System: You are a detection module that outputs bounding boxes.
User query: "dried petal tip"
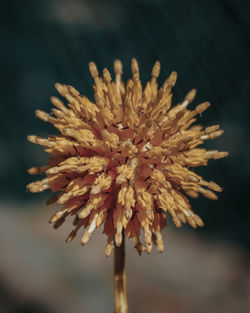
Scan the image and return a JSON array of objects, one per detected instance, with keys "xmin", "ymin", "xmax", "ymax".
[
  {"xmin": 115, "ymin": 233, "xmax": 122, "ymax": 247},
  {"xmin": 156, "ymin": 239, "xmax": 164, "ymax": 252},
  {"xmin": 89, "ymin": 62, "xmax": 99, "ymax": 78},
  {"xmin": 196, "ymin": 101, "xmax": 210, "ymax": 113},
  {"xmin": 114, "ymin": 60, "xmax": 122, "ymax": 74},
  {"xmin": 55, "ymin": 83, "xmax": 66, "ymax": 96},
  {"xmin": 78, "ymin": 207, "xmax": 90, "ymax": 219},
  {"xmin": 205, "ymin": 150, "xmax": 228, "ymax": 159},
  {"xmin": 36, "ymin": 110, "xmax": 49, "ymax": 122},
  {"xmin": 151, "ymin": 61, "xmax": 161, "ymax": 78},
  {"xmin": 131, "ymin": 58, "xmax": 139, "ymax": 73},
  {"xmin": 205, "ymin": 125, "xmax": 220, "ymax": 134},
  {"xmin": 90, "ymin": 186, "xmax": 101, "ymax": 195},
  {"xmin": 28, "ymin": 166, "xmax": 47, "ymax": 175},
  {"xmin": 131, "ymin": 58, "xmax": 139, "ymax": 81},
  {"xmin": 103, "ymin": 68, "xmax": 112, "ymax": 82},
  {"xmin": 185, "ymin": 89, "xmax": 197, "ymax": 103},
  {"xmin": 199, "ymin": 187, "xmax": 218, "ymax": 200},
  {"xmin": 27, "ymin": 59, "xmax": 228, "ymax": 256},
  {"xmin": 49, "ymin": 209, "xmax": 67, "ymax": 223},
  {"xmin": 167, "ymin": 71, "xmax": 177, "ymax": 87},
  {"xmin": 105, "ymin": 242, "xmax": 113, "ymax": 257},
  {"xmin": 194, "ymin": 215, "xmax": 204, "ymax": 227},
  {"xmin": 81, "ymin": 231, "xmax": 91, "ymax": 245},
  {"xmin": 27, "ymin": 135, "xmax": 36, "ymax": 143}
]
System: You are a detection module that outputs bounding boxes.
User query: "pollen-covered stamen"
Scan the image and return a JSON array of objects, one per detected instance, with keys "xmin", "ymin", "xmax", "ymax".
[
  {"xmin": 144, "ymin": 226, "xmax": 153, "ymax": 254},
  {"xmin": 163, "ymin": 71, "xmax": 178, "ymax": 93},
  {"xmin": 101, "ymin": 129, "xmax": 120, "ymax": 149},
  {"xmin": 51, "ymin": 96, "xmax": 69, "ymax": 114},
  {"xmin": 28, "ymin": 135, "xmax": 55, "ymax": 148},
  {"xmin": 81, "ymin": 213, "xmax": 99, "ymax": 245},
  {"xmin": 116, "ymin": 159, "xmax": 138, "ymax": 185},
  {"xmin": 89, "ymin": 62, "xmax": 105, "ymax": 102},
  {"xmin": 49, "ymin": 208, "xmax": 68, "ymax": 223},
  {"xmin": 133, "ymin": 236, "xmax": 145, "ymax": 255},
  {"xmin": 150, "ymin": 61, "xmax": 161, "ymax": 102},
  {"xmin": 28, "ymin": 166, "xmax": 50, "ymax": 175},
  {"xmin": 57, "ymin": 175, "xmax": 94, "ymax": 204},
  {"xmin": 152, "ymin": 231, "xmax": 164, "ymax": 252},
  {"xmin": 183, "ymin": 88, "xmax": 197, "ymax": 107},
  {"xmin": 27, "ymin": 177, "xmax": 50, "ymax": 193},
  {"xmin": 117, "ymin": 185, "xmax": 135, "ymax": 227},
  {"xmin": 154, "ymin": 71, "xmax": 177, "ymax": 116},
  {"xmin": 96, "ymin": 209, "xmax": 107, "ymax": 228},
  {"xmin": 123, "ymin": 98, "xmax": 140, "ymax": 129},
  {"xmin": 78, "ymin": 195, "xmax": 103, "ymax": 219},
  {"xmin": 91, "ymin": 172, "xmax": 114, "ymax": 195},
  {"xmin": 200, "ymin": 130, "xmax": 224, "ymax": 140},
  {"xmin": 117, "ymin": 139, "xmax": 138, "ymax": 158},
  {"xmin": 114, "ymin": 59, "xmax": 123, "ymax": 93},
  {"xmin": 105, "ymin": 235, "xmax": 114, "ymax": 257},
  {"xmin": 198, "ymin": 187, "xmax": 218, "ymax": 200}
]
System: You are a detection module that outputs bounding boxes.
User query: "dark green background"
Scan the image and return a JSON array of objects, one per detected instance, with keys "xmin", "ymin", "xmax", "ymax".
[{"xmin": 1, "ymin": 0, "xmax": 249, "ymax": 247}]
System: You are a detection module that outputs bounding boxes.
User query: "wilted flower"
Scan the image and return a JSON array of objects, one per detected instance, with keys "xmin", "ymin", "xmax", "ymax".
[{"xmin": 27, "ymin": 59, "xmax": 228, "ymax": 256}]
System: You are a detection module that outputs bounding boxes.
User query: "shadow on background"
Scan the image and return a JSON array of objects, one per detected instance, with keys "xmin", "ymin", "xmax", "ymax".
[{"xmin": 0, "ymin": 1, "xmax": 249, "ymax": 313}]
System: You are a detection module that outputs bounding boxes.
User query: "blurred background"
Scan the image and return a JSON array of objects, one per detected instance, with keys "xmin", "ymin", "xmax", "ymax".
[{"xmin": 0, "ymin": 0, "xmax": 250, "ymax": 312}]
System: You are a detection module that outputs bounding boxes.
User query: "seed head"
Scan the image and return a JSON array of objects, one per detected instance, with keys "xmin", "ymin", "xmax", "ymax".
[{"xmin": 27, "ymin": 59, "xmax": 228, "ymax": 256}]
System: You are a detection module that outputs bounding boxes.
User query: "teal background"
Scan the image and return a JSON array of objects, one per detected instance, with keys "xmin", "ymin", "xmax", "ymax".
[{"xmin": 0, "ymin": 1, "xmax": 249, "ymax": 312}]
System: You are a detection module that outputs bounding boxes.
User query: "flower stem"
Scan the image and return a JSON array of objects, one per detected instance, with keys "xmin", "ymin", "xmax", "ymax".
[{"xmin": 114, "ymin": 233, "xmax": 129, "ymax": 313}]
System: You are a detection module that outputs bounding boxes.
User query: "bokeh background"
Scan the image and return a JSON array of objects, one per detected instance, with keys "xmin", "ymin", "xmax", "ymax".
[{"xmin": 1, "ymin": 0, "xmax": 250, "ymax": 312}]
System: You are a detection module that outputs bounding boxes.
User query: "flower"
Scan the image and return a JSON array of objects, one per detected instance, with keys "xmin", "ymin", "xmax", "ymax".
[{"xmin": 27, "ymin": 59, "xmax": 228, "ymax": 256}]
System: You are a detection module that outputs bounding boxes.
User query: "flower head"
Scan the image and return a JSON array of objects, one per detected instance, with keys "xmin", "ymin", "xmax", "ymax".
[{"xmin": 27, "ymin": 59, "xmax": 228, "ymax": 256}]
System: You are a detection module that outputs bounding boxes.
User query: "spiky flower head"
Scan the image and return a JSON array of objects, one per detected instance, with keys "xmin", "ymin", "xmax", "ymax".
[{"xmin": 27, "ymin": 59, "xmax": 228, "ymax": 256}]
